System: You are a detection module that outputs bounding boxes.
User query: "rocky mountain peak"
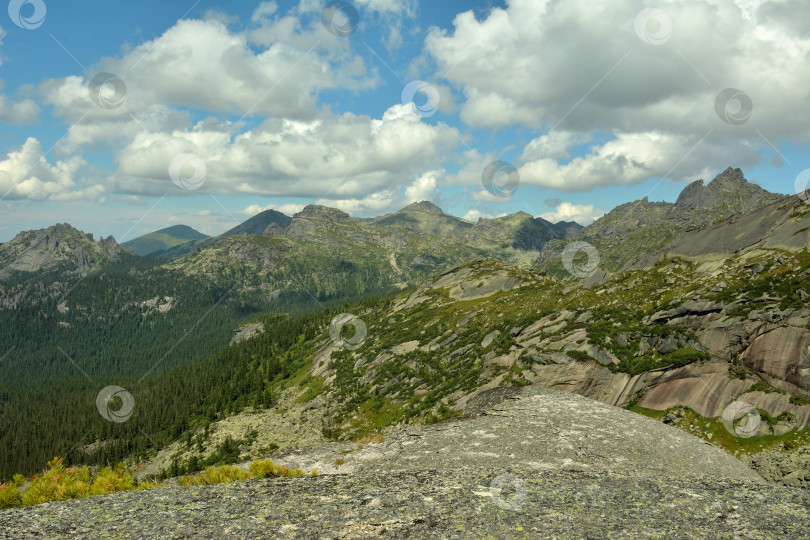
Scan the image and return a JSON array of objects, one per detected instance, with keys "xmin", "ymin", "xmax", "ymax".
[
  {"xmin": 0, "ymin": 223, "xmax": 123, "ymax": 278},
  {"xmin": 672, "ymin": 166, "xmax": 779, "ymax": 217},
  {"xmin": 400, "ymin": 201, "xmax": 444, "ymax": 215},
  {"xmin": 293, "ymin": 205, "xmax": 351, "ymax": 221},
  {"xmin": 712, "ymin": 166, "xmax": 746, "ymax": 183},
  {"xmin": 674, "ymin": 179, "xmax": 706, "ymax": 210}
]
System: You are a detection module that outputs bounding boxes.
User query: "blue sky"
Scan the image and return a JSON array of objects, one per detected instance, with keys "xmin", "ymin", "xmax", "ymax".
[{"xmin": 0, "ymin": 0, "xmax": 808, "ymax": 242}]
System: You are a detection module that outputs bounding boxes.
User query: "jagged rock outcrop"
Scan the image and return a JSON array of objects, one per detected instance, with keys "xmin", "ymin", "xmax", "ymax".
[
  {"xmin": 666, "ymin": 194, "xmax": 810, "ymax": 259},
  {"xmin": 425, "ymin": 259, "xmax": 529, "ymax": 300},
  {"xmin": 0, "ymin": 223, "xmax": 124, "ymax": 279},
  {"xmin": 667, "ymin": 167, "xmax": 781, "ymax": 226},
  {"xmin": 230, "ymin": 322, "xmax": 266, "ymax": 345},
  {"xmin": 540, "ymin": 166, "xmax": 785, "ymax": 272},
  {"xmin": 4, "ymin": 388, "xmax": 808, "ymax": 539}
]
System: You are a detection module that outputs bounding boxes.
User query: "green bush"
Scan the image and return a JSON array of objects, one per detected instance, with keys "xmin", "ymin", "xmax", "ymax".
[
  {"xmin": 0, "ymin": 482, "xmax": 21, "ymax": 509},
  {"xmin": 1, "ymin": 457, "xmax": 157, "ymax": 509},
  {"xmin": 248, "ymin": 459, "xmax": 303, "ymax": 479},
  {"xmin": 177, "ymin": 465, "xmax": 250, "ymax": 486},
  {"xmin": 566, "ymin": 350, "xmax": 595, "ymax": 362}
]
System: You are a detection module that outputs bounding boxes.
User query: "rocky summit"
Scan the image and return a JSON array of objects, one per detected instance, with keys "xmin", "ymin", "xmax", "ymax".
[
  {"xmin": 2, "ymin": 388, "xmax": 808, "ymax": 539},
  {"xmin": 0, "ymin": 223, "xmax": 124, "ymax": 278}
]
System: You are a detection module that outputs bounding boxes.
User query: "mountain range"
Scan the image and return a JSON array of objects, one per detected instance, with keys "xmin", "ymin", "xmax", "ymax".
[{"xmin": 2, "ymin": 165, "xmax": 810, "ymax": 499}]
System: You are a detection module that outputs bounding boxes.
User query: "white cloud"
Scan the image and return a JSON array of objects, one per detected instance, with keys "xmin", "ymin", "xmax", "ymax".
[
  {"xmin": 462, "ymin": 208, "xmax": 487, "ymax": 222},
  {"xmin": 516, "ymin": 131, "xmax": 756, "ymax": 191},
  {"xmin": 238, "ymin": 202, "xmax": 305, "ymax": 216},
  {"xmin": 520, "ymin": 131, "xmax": 592, "ymax": 162},
  {"xmin": 43, "ymin": 18, "xmax": 378, "ymax": 129},
  {"xmin": 251, "ymin": 2, "xmax": 278, "ymax": 22},
  {"xmin": 0, "ymin": 138, "xmax": 104, "ymax": 201},
  {"xmin": 315, "ymin": 189, "xmax": 397, "ymax": 214},
  {"xmin": 426, "ymin": 0, "xmax": 810, "ymax": 187},
  {"xmin": 355, "ymin": 0, "xmax": 416, "ymax": 16},
  {"xmin": 112, "ymin": 105, "xmax": 460, "ymax": 200},
  {"xmin": 539, "ymin": 202, "xmax": 604, "ymax": 225},
  {"xmin": 462, "ymin": 208, "xmax": 506, "ymax": 222},
  {"xmin": 404, "ymin": 170, "xmax": 440, "ymax": 203},
  {"xmin": 0, "ymin": 93, "xmax": 39, "ymax": 124},
  {"xmin": 467, "ymin": 189, "xmax": 512, "ymax": 203}
]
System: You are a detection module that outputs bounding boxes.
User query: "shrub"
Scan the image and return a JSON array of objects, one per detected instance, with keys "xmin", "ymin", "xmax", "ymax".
[
  {"xmin": 665, "ymin": 348, "xmax": 710, "ymax": 365},
  {"xmin": 177, "ymin": 465, "xmax": 250, "ymax": 486},
  {"xmin": 246, "ymin": 459, "xmax": 303, "ymax": 479},
  {"xmin": 0, "ymin": 482, "xmax": 22, "ymax": 509},
  {"xmin": 90, "ymin": 463, "xmax": 136, "ymax": 495},
  {"xmin": 566, "ymin": 350, "xmax": 595, "ymax": 362},
  {"xmin": 20, "ymin": 457, "xmax": 93, "ymax": 506},
  {"xmin": 249, "ymin": 459, "xmax": 281, "ymax": 479},
  {"xmin": 790, "ymin": 394, "xmax": 810, "ymax": 406}
]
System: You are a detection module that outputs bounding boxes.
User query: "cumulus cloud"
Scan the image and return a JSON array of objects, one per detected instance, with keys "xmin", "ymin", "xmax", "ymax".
[
  {"xmin": 251, "ymin": 1, "xmax": 278, "ymax": 22},
  {"xmin": 0, "ymin": 93, "xmax": 40, "ymax": 124},
  {"xmin": 516, "ymin": 131, "xmax": 756, "ymax": 191},
  {"xmin": 354, "ymin": 0, "xmax": 417, "ymax": 16},
  {"xmin": 0, "ymin": 138, "xmax": 103, "ymax": 201},
  {"xmin": 426, "ymin": 0, "xmax": 810, "ymax": 187},
  {"xmin": 462, "ymin": 208, "xmax": 506, "ymax": 222},
  {"xmin": 238, "ymin": 202, "xmax": 306, "ymax": 216},
  {"xmin": 404, "ymin": 170, "xmax": 441, "ymax": 203},
  {"xmin": 6, "ymin": 0, "xmax": 807, "ymax": 208},
  {"xmin": 539, "ymin": 202, "xmax": 604, "ymax": 225},
  {"xmin": 316, "ymin": 189, "xmax": 398, "ymax": 214},
  {"xmin": 112, "ymin": 104, "xmax": 460, "ymax": 200},
  {"xmin": 43, "ymin": 17, "xmax": 377, "ymax": 129}
]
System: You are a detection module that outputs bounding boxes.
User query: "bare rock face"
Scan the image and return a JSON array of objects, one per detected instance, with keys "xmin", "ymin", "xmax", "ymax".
[
  {"xmin": 666, "ymin": 194, "xmax": 810, "ymax": 259},
  {"xmin": 426, "ymin": 259, "xmax": 530, "ymax": 300},
  {"xmin": 3, "ymin": 388, "xmax": 809, "ymax": 539},
  {"xmin": 637, "ymin": 364, "xmax": 755, "ymax": 417},
  {"xmin": 0, "ymin": 223, "xmax": 124, "ymax": 278},
  {"xmin": 742, "ymin": 324, "xmax": 810, "ymax": 389},
  {"xmin": 229, "ymin": 322, "xmax": 266, "ymax": 345}
]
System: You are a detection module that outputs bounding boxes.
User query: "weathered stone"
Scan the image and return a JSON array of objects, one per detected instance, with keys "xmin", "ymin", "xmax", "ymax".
[
  {"xmin": 391, "ymin": 340, "xmax": 419, "ymax": 355},
  {"xmin": 636, "ymin": 364, "xmax": 756, "ymax": 419},
  {"xmin": 581, "ymin": 268, "xmax": 610, "ymax": 289},
  {"xmin": 4, "ymin": 388, "xmax": 808, "ymax": 540},
  {"xmin": 481, "ymin": 330, "xmax": 500, "ymax": 348},
  {"xmin": 648, "ymin": 300, "xmax": 723, "ymax": 325},
  {"xmin": 229, "ymin": 322, "xmax": 265, "ymax": 345},
  {"xmin": 657, "ymin": 335, "xmax": 679, "ymax": 354},
  {"xmin": 742, "ymin": 324, "xmax": 810, "ymax": 390}
]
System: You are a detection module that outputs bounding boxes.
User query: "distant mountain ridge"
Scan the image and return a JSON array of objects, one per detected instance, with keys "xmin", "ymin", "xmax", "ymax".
[
  {"xmin": 587, "ymin": 167, "xmax": 781, "ymax": 240},
  {"xmin": 538, "ymin": 166, "xmax": 784, "ymax": 272},
  {"xmin": 123, "ymin": 225, "xmax": 208, "ymax": 257},
  {"xmin": 3, "ymin": 166, "xmax": 784, "ymax": 289}
]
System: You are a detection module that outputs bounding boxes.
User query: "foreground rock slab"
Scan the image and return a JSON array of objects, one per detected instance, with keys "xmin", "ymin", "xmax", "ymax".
[
  {"xmin": 3, "ymin": 388, "xmax": 808, "ymax": 539},
  {"xmin": 2, "ymin": 469, "xmax": 809, "ymax": 539}
]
